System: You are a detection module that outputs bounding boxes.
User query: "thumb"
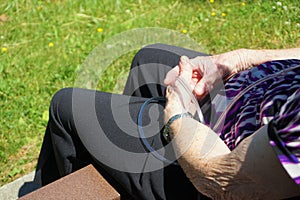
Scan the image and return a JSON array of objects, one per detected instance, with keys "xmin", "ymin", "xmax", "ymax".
[{"xmin": 164, "ymin": 66, "xmax": 179, "ymax": 85}]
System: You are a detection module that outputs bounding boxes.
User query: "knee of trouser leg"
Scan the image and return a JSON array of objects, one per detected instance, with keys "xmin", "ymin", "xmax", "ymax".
[
  {"xmin": 131, "ymin": 43, "xmax": 168, "ymax": 67},
  {"xmin": 50, "ymin": 88, "xmax": 73, "ymax": 106},
  {"xmin": 49, "ymin": 88, "xmax": 73, "ymax": 121},
  {"xmin": 134, "ymin": 43, "xmax": 168, "ymax": 57}
]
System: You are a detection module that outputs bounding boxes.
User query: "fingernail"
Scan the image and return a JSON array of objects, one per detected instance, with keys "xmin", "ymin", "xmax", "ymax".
[{"xmin": 181, "ymin": 56, "xmax": 188, "ymax": 63}]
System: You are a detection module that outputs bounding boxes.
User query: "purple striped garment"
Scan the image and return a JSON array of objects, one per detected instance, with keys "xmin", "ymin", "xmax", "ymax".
[{"xmin": 209, "ymin": 59, "xmax": 300, "ymax": 186}]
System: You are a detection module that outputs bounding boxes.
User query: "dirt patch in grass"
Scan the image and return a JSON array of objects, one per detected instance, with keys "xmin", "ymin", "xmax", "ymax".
[
  {"xmin": 0, "ymin": 14, "xmax": 9, "ymax": 25},
  {"xmin": 1, "ymin": 142, "xmax": 38, "ymax": 186}
]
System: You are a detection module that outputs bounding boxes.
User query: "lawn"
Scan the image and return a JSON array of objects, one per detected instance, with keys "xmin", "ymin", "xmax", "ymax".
[{"xmin": 0, "ymin": 0, "xmax": 299, "ymax": 186}]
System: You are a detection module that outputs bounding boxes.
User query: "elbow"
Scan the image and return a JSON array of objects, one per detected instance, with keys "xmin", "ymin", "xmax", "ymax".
[{"xmin": 184, "ymin": 154, "xmax": 269, "ymax": 200}]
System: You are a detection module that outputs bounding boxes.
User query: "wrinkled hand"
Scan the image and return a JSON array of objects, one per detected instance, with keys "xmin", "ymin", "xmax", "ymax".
[
  {"xmin": 212, "ymin": 48, "xmax": 255, "ymax": 75},
  {"xmin": 164, "ymin": 55, "xmax": 222, "ymax": 99},
  {"xmin": 164, "ymin": 56, "xmax": 199, "ymax": 122},
  {"xmin": 165, "ymin": 56, "xmax": 203, "ymax": 122},
  {"xmin": 164, "ymin": 86, "xmax": 183, "ymax": 123},
  {"xmin": 164, "ymin": 49, "xmax": 253, "ymax": 99}
]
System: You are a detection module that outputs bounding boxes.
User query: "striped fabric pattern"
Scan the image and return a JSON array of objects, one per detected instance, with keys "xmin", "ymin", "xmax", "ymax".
[{"xmin": 212, "ymin": 59, "xmax": 300, "ymax": 185}]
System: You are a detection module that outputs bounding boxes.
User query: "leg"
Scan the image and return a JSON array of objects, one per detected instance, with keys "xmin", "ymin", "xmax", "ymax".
[
  {"xmin": 35, "ymin": 88, "xmax": 202, "ymax": 200},
  {"xmin": 124, "ymin": 43, "xmax": 209, "ymax": 97}
]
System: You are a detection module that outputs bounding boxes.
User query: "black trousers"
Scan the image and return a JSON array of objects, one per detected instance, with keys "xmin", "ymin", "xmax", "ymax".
[{"xmin": 34, "ymin": 44, "xmax": 210, "ymax": 200}]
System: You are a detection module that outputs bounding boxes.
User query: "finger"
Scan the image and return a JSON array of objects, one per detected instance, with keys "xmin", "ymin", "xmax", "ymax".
[
  {"xmin": 194, "ymin": 79, "xmax": 207, "ymax": 98},
  {"xmin": 165, "ymin": 86, "xmax": 180, "ymax": 103},
  {"xmin": 165, "ymin": 85, "xmax": 173, "ymax": 99},
  {"xmin": 175, "ymin": 56, "xmax": 196, "ymax": 111},
  {"xmin": 164, "ymin": 66, "xmax": 179, "ymax": 85},
  {"xmin": 164, "ymin": 86, "xmax": 183, "ymax": 122},
  {"xmin": 179, "ymin": 56, "xmax": 193, "ymax": 82}
]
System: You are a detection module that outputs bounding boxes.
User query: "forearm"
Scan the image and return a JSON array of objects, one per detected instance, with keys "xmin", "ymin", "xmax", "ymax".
[
  {"xmin": 212, "ymin": 48, "xmax": 300, "ymax": 78},
  {"xmin": 236, "ymin": 48, "xmax": 300, "ymax": 72},
  {"xmin": 169, "ymin": 118, "xmax": 232, "ymax": 198},
  {"xmin": 169, "ymin": 118, "xmax": 230, "ymax": 160},
  {"xmin": 170, "ymin": 119, "xmax": 300, "ymax": 199},
  {"xmin": 247, "ymin": 47, "xmax": 300, "ymax": 66}
]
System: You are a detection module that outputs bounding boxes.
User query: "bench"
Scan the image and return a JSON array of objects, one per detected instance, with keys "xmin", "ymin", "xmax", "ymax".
[{"xmin": 19, "ymin": 165, "xmax": 120, "ymax": 200}]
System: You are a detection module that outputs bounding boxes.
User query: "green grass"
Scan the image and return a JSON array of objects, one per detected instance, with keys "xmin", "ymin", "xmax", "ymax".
[{"xmin": 0, "ymin": 0, "xmax": 299, "ymax": 186}]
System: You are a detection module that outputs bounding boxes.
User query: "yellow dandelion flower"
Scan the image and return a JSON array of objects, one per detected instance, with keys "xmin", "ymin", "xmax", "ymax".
[
  {"xmin": 97, "ymin": 28, "xmax": 104, "ymax": 33},
  {"xmin": 211, "ymin": 12, "xmax": 216, "ymax": 17},
  {"xmin": 1, "ymin": 47, "xmax": 7, "ymax": 52},
  {"xmin": 222, "ymin": 12, "xmax": 227, "ymax": 17},
  {"xmin": 210, "ymin": 0, "xmax": 214, "ymax": 3},
  {"xmin": 48, "ymin": 42, "xmax": 54, "ymax": 47},
  {"xmin": 241, "ymin": 2, "xmax": 246, "ymax": 6},
  {"xmin": 182, "ymin": 29, "xmax": 188, "ymax": 34}
]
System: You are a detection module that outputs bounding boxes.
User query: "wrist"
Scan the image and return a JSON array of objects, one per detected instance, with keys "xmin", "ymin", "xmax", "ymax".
[
  {"xmin": 163, "ymin": 112, "xmax": 193, "ymax": 142},
  {"xmin": 211, "ymin": 54, "xmax": 234, "ymax": 80}
]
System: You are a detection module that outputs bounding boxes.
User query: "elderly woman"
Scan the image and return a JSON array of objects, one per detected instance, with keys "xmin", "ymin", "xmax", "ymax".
[{"xmin": 35, "ymin": 44, "xmax": 300, "ymax": 199}]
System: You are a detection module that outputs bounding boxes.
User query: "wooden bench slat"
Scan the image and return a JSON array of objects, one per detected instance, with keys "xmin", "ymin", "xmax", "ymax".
[{"xmin": 19, "ymin": 165, "xmax": 120, "ymax": 200}]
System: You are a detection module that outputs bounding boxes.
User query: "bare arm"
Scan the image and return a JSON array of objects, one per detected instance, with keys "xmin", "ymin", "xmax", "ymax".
[
  {"xmin": 164, "ymin": 50, "xmax": 300, "ymax": 198},
  {"xmin": 169, "ymin": 117, "xmax": 300, "ymax": 199},
  {"xmin": 163, "ymin": 48, "xmax": 300, "ymax": 199},
  {"xmin": 250, "ymin": 47, "xmax": 300, "ymax": 64},
  {"xmin": 164, "ymin": 48, "xmax": 300, "ymax": 98},
  {"xmin": 215, "ymin": 47, "xmax": 300, "ymax": 75}
]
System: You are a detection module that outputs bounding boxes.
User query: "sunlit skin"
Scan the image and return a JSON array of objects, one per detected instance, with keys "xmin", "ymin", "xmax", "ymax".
[{"xmin": 164, "ymin": 48, "xmax": 300, "ymax": 199}]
